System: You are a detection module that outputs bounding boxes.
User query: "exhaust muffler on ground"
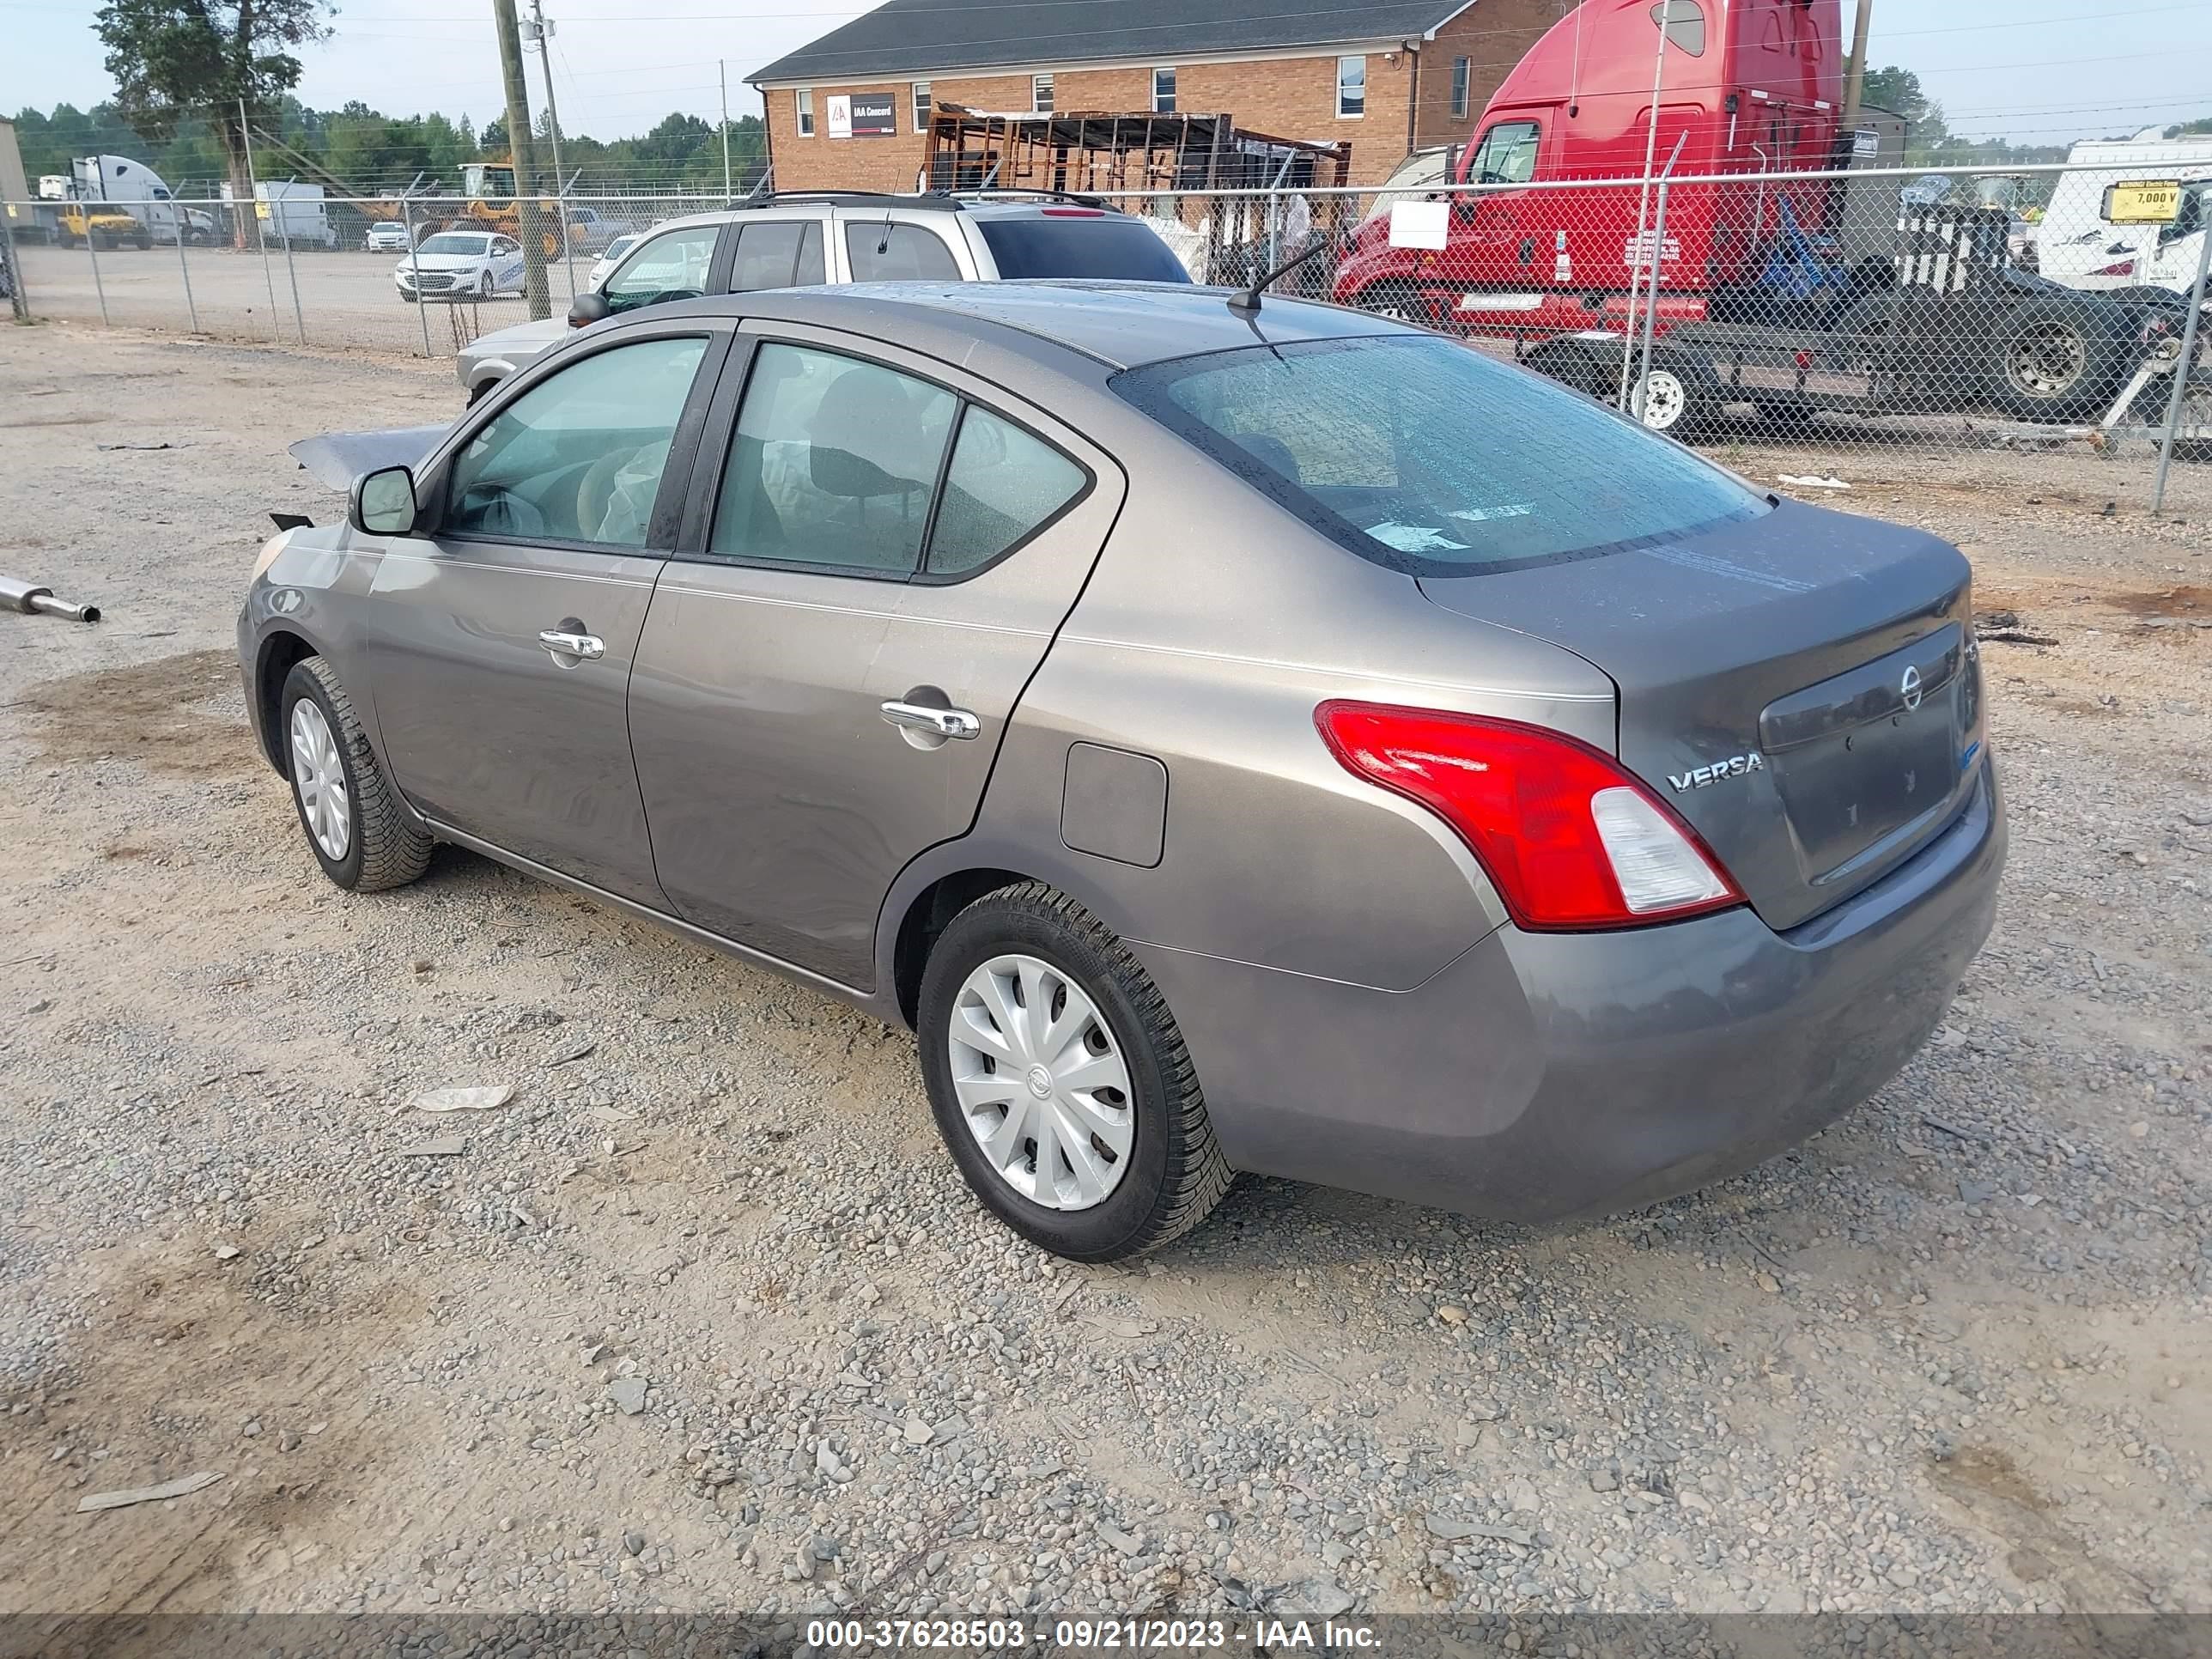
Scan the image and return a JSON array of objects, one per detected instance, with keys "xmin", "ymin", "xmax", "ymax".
[{"xmin": 0, "ymin": 574, "xmax": 101, "ymax": 623}]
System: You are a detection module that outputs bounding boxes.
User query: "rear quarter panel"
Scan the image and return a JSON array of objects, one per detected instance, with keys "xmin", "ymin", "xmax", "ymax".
[{"xmin": 907, "ymin": 432, "xmax": 1619, "ymax": 994}]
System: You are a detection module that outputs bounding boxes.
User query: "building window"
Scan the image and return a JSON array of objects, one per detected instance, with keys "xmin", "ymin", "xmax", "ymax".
[
  {"xmin": 1450, "ymin": 56, "xmax": 1470, "ymax": 118},
  {"xmin": 1152, "ymin": 66, "xmax": 1176, "ymax": 113},
  {"xmin": 797, "ymin": 88, "xmax": 814, "ymax": 137},
  {"xmin": 1032, "ymin": 73, "xmax": 1054, "ymax": 113},
  {"xmin": 1336, "ymin": 55, "xmax": 1365, "ymax": 119},
  {"xmin": 912, "ymin": 81, "xmax": 931, "ymax": 129}
]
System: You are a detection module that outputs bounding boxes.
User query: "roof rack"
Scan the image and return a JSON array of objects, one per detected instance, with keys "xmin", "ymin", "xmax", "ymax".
[
  {"xmin": 950, "ymin": 186, "xmax": 1116, "ymax": 211},
  {"xmin": 725, "ymin": 189, "xmax": 966, "ymax": 214}
]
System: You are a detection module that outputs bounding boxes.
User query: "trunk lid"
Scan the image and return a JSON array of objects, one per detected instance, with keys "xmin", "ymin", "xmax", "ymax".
[{"xmin": 1418, "ymin": 499, "xmax": 1983, "ymax": 931}]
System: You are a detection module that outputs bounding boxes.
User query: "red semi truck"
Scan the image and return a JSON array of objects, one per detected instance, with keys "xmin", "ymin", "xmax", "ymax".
[
  {"xmin": 1331, "ymin": 0, "xmax": 2197, "ymax": 436},
  {"xmin": 1334, "ymin": 0, "xmax": 1845, "ymax": 334}
]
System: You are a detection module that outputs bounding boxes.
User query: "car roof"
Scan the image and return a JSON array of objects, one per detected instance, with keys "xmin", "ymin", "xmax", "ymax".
[{"xmin": 636, "ymin": 280, "xmax": 1414, "ymax": 373}]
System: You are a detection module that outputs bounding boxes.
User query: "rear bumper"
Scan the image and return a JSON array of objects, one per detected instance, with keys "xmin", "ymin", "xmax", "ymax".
[{"xmin": 1138, "ymin": 757, "xmax": 2006, "ymax": 1224}]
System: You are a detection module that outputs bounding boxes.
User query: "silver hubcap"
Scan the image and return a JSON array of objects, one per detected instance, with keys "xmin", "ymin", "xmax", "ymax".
[
  {"xmin": 947, "ymin": 954, "xmax": 1134, "ymax": 1211},
  {"xmin": 2008, "ymin": 324, "xmax": 2086, "ymax": 398},
  {"xmin": 289, "ymin": 698, "xmax": 351, "ymax": 862},
  {"xmin": 1636, "ymin": 369, "xmax": 1686, "ymax": 430}
]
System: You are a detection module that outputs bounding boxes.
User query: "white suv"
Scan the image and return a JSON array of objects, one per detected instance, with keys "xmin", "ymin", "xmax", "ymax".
[{"xmin": 454, "ymin": 192, "xmax": 1190, "ymax": 401}]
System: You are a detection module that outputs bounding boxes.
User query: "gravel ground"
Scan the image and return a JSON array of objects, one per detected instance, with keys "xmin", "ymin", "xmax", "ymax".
[{"xmin": 2, "ymin": 324, "xmax": 2209, "ymax": 1623}]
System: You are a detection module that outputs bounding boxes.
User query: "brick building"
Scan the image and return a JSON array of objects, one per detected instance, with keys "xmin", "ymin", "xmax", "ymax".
[{"xmin": 750, "ymin": 0, "xmax": 1577, "ymax": 194}]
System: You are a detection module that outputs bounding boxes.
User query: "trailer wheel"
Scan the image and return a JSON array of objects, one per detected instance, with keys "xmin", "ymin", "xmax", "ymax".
[
  {"xmin": 1522, "ymin": 338, "xmax": 1609, "ymax": 398},
  {"xmin": 1630, "ymin": 354, "xmax": 1714, "ymax": 436},
  {"xmin": 1990, "ymin": 301, "xmax": 2131, "ymax": 422},
  {"xmin": 1355, "ymin": 279, "xmax": 1430, "ymax": 328}
]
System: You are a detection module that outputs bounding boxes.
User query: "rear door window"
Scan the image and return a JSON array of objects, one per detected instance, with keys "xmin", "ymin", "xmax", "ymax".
[
  {"xmin": 1110, "ymin": 335, "xmax": 1764, "ymax": 574},
  {"xmin": 710, "ymin": 343, "xmax": 957, "ymax": 574},
  {"xmin": 845, "ymin": 221, "xmax": 962, "ymax": 282},
  {"xmin": 727, "ymin": 219, "xmax": 824, "ymax": 292},
  {"xmin": 975, "ymin": 216, "xmax": 1192, "ymax": 283}
]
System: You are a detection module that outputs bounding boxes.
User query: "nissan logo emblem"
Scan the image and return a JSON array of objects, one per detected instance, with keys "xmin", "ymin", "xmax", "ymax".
[{"xmin": 1899, "ymin": 665, "xmax": 1923, "ymax": 712}]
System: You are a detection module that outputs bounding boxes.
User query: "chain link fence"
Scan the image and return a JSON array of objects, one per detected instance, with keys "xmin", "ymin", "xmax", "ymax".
[{"xmin": 5, "ymin": 164, "xmax": 2207, "ymax": 506}]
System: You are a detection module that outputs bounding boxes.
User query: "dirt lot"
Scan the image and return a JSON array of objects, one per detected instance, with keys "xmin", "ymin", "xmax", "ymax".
[{"xmin": 2, "ymin": 324, "xmax": 2209, "ymax": 1626}]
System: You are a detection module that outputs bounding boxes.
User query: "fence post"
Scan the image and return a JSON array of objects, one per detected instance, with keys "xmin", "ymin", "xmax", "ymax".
[
  {"xmin": 278, "ymin": 209, "xmax": 306, "ymax": 343},
  {"xmin": 1636, "ymin": 173, "xmax": 1672, "ymax": 424},
  {"xmin": 2, "ymin": 205, "xmax": 28, "ymax": 324},
  {"xmin": 2151, "ymin": 217, "xmax": 2212, "ymax": 514},
  {"xmin": 173, "ymin": 206, "xmax": 200, "ymax": 333},
  {"xmin": 83, "ymin": 215, "xmax": 110, "ymax": 325},
  {"xmin": 407, "ymin": 198, "xmax": 433, "ymax": 358}
]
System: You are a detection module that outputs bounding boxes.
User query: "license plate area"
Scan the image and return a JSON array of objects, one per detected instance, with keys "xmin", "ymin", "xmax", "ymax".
[{"xmin": 1760, "ymin": 623, "xmax": 1966, "ymax": 879}]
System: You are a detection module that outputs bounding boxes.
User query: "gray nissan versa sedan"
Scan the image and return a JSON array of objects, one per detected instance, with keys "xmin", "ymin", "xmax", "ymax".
[{"xmin": 242, "ymin": 281, "xmax": 2006, "ymax": 1261}]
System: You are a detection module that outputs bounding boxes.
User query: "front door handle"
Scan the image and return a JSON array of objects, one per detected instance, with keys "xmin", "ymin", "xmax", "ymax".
[
  {"xmin": 538, "ymin": 629, "xmax": 605, "ymax": 660},
  {"xmin": 880, "ymin": 700, "xmax": 981, "ymax": 740}
]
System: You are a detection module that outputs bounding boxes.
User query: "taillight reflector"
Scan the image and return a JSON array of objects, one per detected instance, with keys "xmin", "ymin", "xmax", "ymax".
[{"xmin": 1315, "ymin": 701, "xmax": 1742, "ymax": 931}]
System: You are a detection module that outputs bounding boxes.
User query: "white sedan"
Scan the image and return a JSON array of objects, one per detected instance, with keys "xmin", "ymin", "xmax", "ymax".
[
  {"xmin": 395, "ymin": 231, "xmax": 526, "ymax": 303},
  {"xmin": 365, "ymin": 221, "xmax": 413, "ymax": 253},
  {"xmin": 586, "ymin": 232, "xmax": 641, "ymax": 290}
]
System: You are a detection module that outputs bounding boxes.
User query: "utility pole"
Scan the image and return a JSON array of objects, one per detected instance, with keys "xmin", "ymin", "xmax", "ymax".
[
  {"xmin": 525, "ymin": 0, "xmax": 574, "ymax": 292},
  {"xmin": 720, "ymin": 59, "xmax": 732, "ymax": 200},
  {"xmin": 493, "ymin": 0, "xmax": 552, "ymax": 319},
  {"xmin": 1842, "ymin": 0, "xmax": 1874, "ymax": 126}
]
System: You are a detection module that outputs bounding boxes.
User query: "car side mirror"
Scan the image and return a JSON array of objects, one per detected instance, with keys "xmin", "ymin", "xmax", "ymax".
[
  {"xmin": 350, "ymin": 465, "xmax": 418, "ymax": 536},
  {"xmin": 568, "ymin": 292, "xmax": 611, "ymax": 329}
]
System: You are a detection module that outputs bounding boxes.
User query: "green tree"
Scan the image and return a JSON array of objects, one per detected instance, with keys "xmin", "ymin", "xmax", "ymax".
[{"xmin": 94, "ymin": 0, "xmax": 334, "ymax": 237}]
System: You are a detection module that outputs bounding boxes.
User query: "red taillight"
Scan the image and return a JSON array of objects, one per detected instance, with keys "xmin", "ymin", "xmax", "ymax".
[
  {"xmin": 1315, "ymin": 701, "xmax": 1743, "ymax": 931},
  {"xmin": 2094, "ymin": 258, "xmax": 2137, "ymax": 276}
]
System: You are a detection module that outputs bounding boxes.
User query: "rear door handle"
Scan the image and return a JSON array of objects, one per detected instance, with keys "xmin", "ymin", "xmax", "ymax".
[
  {"xmin": 538, "ymin": 629, "xmax": 605, "ymax": 660},
  {"xmin": 880, "ymin": 701, "xmax": 980, "ymax": 740}
]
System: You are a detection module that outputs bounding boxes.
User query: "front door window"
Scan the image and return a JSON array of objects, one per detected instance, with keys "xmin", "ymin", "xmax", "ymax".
[{"xmin": 446, "ymin": 336, "xmax": 708, "ymax": 547}]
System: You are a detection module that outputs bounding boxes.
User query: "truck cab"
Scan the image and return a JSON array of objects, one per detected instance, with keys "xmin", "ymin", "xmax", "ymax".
[{"xmin": 1335, "ymin": 0, "xmax": 1842, "ymax": 334}]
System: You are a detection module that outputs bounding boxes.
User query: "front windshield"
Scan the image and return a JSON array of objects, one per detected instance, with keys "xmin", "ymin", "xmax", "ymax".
[
  {"xmin": 418, "ymin": 234, "xmax": 489, "ymax": 255},
  {"xmin": 1110, "ymin": 335, "xmax": 1766, "ymax": 575}
]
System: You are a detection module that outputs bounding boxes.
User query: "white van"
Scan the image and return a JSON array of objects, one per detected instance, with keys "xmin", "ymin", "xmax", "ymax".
[{"xmin": 2038, "ymin": 132, "xmax": 2212, "ymax": 298}]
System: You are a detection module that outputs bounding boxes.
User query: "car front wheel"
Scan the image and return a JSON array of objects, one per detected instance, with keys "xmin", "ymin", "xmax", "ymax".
[
  {"xmin": 281, "ymin": 656, "xmax": 432, "ymax": 892},
  {"xmin": 917, "ymin": 882, "xmax": 1233, "ymax": 1261}
]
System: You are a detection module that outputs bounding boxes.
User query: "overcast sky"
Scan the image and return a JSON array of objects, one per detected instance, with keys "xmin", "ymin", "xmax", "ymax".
[{"xmin": 3, "ymin": 0, "xmax": 2204, "ymax": 145}]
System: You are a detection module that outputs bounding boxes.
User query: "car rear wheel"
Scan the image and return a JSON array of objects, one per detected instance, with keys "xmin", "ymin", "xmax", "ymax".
[
  {"xmin": 281, "ymin": 657, "xmax": 431, "ymax": 893},
  {"xmin": 917, "ymin": 882, "xmax": 1233, "ymax": 1261}
]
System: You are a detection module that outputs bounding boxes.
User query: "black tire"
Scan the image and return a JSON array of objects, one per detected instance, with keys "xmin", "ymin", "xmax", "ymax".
[
  {"xmin": 132, "ymin": 234, "xmax": 150, "ymax": 250},
  {"xmin": 1355, "ymin": 277, "xmax": 1431, "ymax": 330},
  {"xmin": 1990, "ymin": 299, "xmax": 2133, "ymax": 422},
  {"xmin": 917, "ymin": 882, "xmax": 1234, "ymax": 1261},
  {"xmin": 1522, "ymin": 338, "xmax": 1611, "ymax": 399},
  {"xmin": 279, "ymin": 657, "xmax": 432, "ymax": 893}
]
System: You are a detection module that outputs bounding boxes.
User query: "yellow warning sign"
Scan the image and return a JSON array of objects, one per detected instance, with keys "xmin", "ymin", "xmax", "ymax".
[{"xmin": 2103, "ymin": 179, "xmax": 2180, "ymax": 224}]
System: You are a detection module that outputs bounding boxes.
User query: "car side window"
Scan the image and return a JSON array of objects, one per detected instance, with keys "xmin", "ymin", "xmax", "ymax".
[
  {"xmin": 924, "ymin": 408, "xmax": 1088, "ymax": 577},
  {"xmin": 845, "ymin": 221, "xmax": 961, "ymax": 283},
  {"xmin": 728, "ymin": 220, "xmax": 821, "ymax": 293},
  {"xmin": 446, "ymin": 336, "xmax": 709, "ymax": 548},
  {"xmin": 604, "ymin": 226, "xmax": 717, "ymax": 313},
  {"xmin": 709, "ymin": 342, "xmax": 957, "ymax": 574}
]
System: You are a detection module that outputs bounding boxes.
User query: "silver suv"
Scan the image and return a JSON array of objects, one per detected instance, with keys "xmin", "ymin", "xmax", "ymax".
[{"xmin": 454, "ymin": 192, "xmax": 1191, "ymax": 401}]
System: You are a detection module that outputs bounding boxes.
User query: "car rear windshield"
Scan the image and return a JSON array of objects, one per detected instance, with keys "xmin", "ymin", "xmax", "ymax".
[
  {"xmin": 976, "ymin": 216, "xmax": 1191, "ymax": 283},
  {"xmin": 1109, "ymin": 334, "xmax": 1765, "ymax": 574}
]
